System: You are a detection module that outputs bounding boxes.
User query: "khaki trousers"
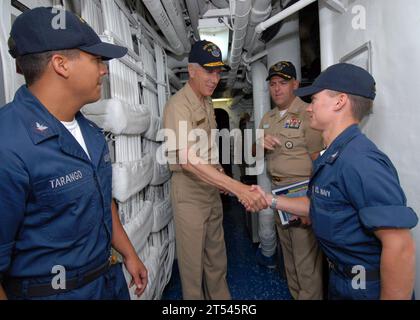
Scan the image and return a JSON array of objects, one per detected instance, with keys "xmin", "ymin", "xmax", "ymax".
[
  {"xmin": 171, "ymin": 172, "xmax": 231, "ymax": 300},
  {"xmin": 274, "ymin": 212, "xmax": 324, "ymax": 300}
]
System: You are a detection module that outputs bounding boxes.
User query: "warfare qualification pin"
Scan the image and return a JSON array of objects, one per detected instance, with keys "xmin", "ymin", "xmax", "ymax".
[{"xmin": 285, "ymin": 141, "xmax": 294, "ymax": 150}]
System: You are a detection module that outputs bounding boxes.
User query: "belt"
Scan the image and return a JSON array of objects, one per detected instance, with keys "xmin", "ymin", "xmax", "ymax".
[
  {"xmin": 5, "ymin": 260, "xmax": 112, "ymax": 298},
  {"xmin": 272, "ymin": 177, "xmax": 304, "ymax": 186},
  {"xmin": 272, "ymin": 176, "xmax": 283, "ymax": 184},
  {"xmin": 327, "ymin": 258, "xmax": 380, "ymax": 281}
]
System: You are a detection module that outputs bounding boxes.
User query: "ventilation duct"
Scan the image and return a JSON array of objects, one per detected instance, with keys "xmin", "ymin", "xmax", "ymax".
[
  {"xmin": 185, "ymin": 0, "xmax": 200, "ymax": 39},
  {"xmin": 243, "ymin": 0, "xmax": 272, "ymax": 52},
  {"xmin": 251, "ymin": 61, "xmax": 277, "ymax": 259},
  {"xmin": 142, "ymin": 0, "xmax": 185, "ymax": 55},
  {"xmin": 226, "ymin": 0, "xmax": 252, "ymax": 87},
  {"xmin": 161, "ymin": 0, "xmax": 191, "ymax": 52}
]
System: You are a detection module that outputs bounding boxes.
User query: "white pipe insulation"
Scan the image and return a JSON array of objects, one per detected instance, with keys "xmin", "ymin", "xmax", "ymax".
[
  {"xmin": 167, "ymin": 69, "xmax": 183, "ymax": 90},
  {"xmin": 197, "ymin": 0, "xmax": 209, "ymax": 16},
  {"xmin": 185, "ymin": 0, "xmax": 200, "ymax": 39},
  {"xmin": 142, "ymin": 0, "xmax": 185, "ymax": 56},
  {"xmin": 135, "ymin": 14, "xmax": 175, "ymax": 55},
  {"xmin": 161, "ymin": 0, "xmax": 191, "ymax": 52},
  {"xmin": 243, "ymin": 0, "xmax": 272, "ymax": 52},
  {"xmin": 167, "ymin": 56, "xmax": 188, "ymax": 69},
  {"xmin": 211, "ymin": 0, "xmax": 229, "ymax": 8},
  {"xmin": 255, "ymin": 0, "xmax": 317, "ymax": 34},
  {"xmin": 226, "ymin": 0, "xmax": 252, "ymax": 87},
  {"xmin": 251, "ymin": 61, "xmax": 277, "ymax": 258},
  {"xmin": 242, "ymin": 50, "xmax": 268, "ymax": 66}
]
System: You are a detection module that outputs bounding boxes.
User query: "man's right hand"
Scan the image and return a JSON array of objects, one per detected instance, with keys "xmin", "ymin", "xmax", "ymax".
[
  {"xmin": 250, "ymin": 186, "xmax": 311, "ymax": 226},
  {"xmin": 250, "ymin": 185, "xmax": 272, "ymax": 204},
  {"xmin": 237, "ymin": 184, "xmax": 268, "ymax": 212},
  {"xmin": 258, "ymin": 134, "xmax": 281, "ymax": 151}
]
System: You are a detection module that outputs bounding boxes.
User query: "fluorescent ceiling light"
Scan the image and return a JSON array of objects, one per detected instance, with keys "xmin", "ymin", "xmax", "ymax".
[
  {"xmin": 198, "ymin": 18, "xmax": 229, "ymax": 63},
  {"xmin": 212, "ymin": 98, "xmax": 233, "ymax": 103}
]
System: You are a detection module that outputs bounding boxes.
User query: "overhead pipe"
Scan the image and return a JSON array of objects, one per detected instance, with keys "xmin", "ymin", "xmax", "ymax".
[
  {"xmin": 167, "ymin": 56, "xmax": 189, "ymax": 69},
  {"xmin": 243, "ymin": 0, "xmax": 316, "ymax": 86},
  {"xmin": 178, "ymin": 0, "xmax": 187, "ymax": 11},
  {"xmin": 197, "ymin": 0, "xmax": 209, "ymax": 16},
  {"xmin": 185, "ymin": 0, "xmax": 200, "ymax": 40},
  {"xmin": 242, "ymin": 49, "xmax": 268, "ymax": 66},
  {"xmin": 161, "ymin": 0, "xmax": 191, "ymax": 52},
  {"xmin": 168, "ymin": 69, "xmax": 183, "ymax": 90},
  {"xmin": 243, "ymin": 0, "xmax": 272, "ymax": 51},
  {"xmin": 245, "ymin": 0, "xmax": 316, "ymax": 58},
  {"xmin": 226, "ymin": 0, "xmax": 252, "ymax": 87},
  {"xmin": 172, "ymin": 68, "xmax": 188, "ymax": 74},
  {"xmin": 210, "ymin": 0, "xmax": 229, "ymax": 9},
  {"xmin": 220, "ymin": 73, "xmax": 246, "ymax": 81},
  {"xmin": 132, "ymin": 27, "xmax": 154, "ymax": 56},
  {"xmin": 236, "ymin": 50, "xmax": 269, "ymax": 96},
  {"xmin": 255, "ymin": 0, "xmax": 317, "ymax": 34},
  {"xmin": 115, "ymin": 0, "xmax": 140, "ymax": 26},
  {"xmin": 134, "ymin": 13, "xmax": 176, "ymax": 54},
  {"xmin": 232, "ymin": 82, "xmax": 247, "ymax": 90},
  {"xmin": 142, "ymin": 0, "xmax": 185, "ymax": 55},
  {"xmin": 135, "ymin": 14, "xmax": 176, "ymax": 55}
]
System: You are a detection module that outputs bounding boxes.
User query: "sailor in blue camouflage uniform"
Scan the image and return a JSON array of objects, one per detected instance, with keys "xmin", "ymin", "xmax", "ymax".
[
  {"xmin": 0, "ymin": 7, "xmax": 147, "ymax": 300},
  {"xmin": 255, "ymin": 63, "xmax": 418, "ymax": 300}
]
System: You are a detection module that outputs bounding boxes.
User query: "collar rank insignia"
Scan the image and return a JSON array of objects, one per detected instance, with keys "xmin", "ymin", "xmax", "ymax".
[
  {"xmin": 35, "ymin": 122, "xmax": 48, "ymax": 132},
  {"xmin": 331, "ymin": 152, "xmax": 339, "ymax": 160}
]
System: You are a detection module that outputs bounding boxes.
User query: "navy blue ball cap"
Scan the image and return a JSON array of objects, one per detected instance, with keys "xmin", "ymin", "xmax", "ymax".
[
  {"xmin": 295, "ymin": 63, "xmax": 376, "ymax": 100},
  {"xmin": 266, "ymin": 61, "xmax": 297, "ymax": 81},
  {"xmin": 9, "ymin": 7, "xmax": 127, "ymax": 60},
  {"xmin": 189, "ymin": 40, "xmax": 230, "ymax": 71}
]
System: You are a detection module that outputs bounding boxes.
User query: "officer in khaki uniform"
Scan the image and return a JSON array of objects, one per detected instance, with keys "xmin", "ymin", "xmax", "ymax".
[
  {"xmin": 163, "ymin": 41, "xmax": 267, "ymax": 300},
  {"xmin": 259, "ymin": 61, "xmax": 324, "ymax": 300}
]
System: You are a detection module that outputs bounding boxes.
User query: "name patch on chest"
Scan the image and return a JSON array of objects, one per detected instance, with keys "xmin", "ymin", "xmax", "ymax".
[
  {"xmin": 196, "ymin": 118, "xmax": 206, "ymax": 126},
  {"xmin": 313, "ymin": 185, "xmax": 331, "ymax": 198},
  {"xmin": 49, "ymin": 170, "xmax": 83, "ymax": 189}
]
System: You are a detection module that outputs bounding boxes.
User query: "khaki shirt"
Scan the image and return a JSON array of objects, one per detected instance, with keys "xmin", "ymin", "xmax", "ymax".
[
  {"xmin": 163, "ymin": 82, "xmax": 220, "ymax": 175},
  {"xmin": 259, "ymin": 97, "xmax": 324, "ymax": 186}
]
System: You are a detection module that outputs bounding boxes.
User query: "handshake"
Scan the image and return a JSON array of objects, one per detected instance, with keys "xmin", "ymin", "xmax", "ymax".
[
  {"xmin": 233, "ymin": 184, "xmax": 311, "ymax": 226},
  {"xmin": 236, "ymin": 184, "xmax": 273, "ymax": 213}
]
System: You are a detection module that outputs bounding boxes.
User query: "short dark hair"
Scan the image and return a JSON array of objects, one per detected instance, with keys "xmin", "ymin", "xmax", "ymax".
[
  {"xmin": 327, "ymin": 90, "xmax": 373, "ymax": 121},
  {"xmin": 347, "ymin": 94, "xmax": 373, "ymax": 121},
  {"xmin": 8, "ymin": 37, "xmax": 79, "ymax": 85}
]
